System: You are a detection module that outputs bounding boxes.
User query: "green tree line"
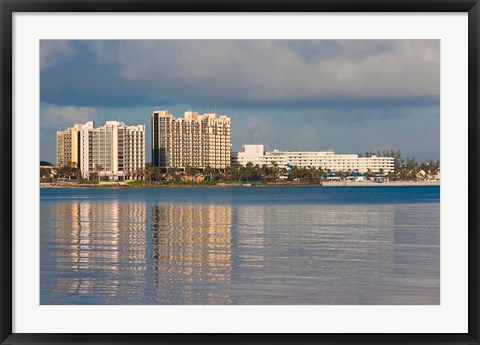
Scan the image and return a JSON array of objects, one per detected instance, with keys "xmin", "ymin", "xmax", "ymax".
[{"xmin": 41, "ymin": 150, "xmax": 440, "ymax": 183}]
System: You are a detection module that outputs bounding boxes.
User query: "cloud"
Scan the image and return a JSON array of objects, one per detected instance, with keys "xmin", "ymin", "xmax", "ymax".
[
  {"xmin": 229, "ymin": 105, "xmax": 439, "ymax": 160},
  {"xmin": 39, "ymin": 40, "xmax": 440, "ymax": 163},
  {"xmin": 40, "ymin": 40, "xmax": 76, "ymax": 71},
  {"xmin": 42, "ymin": 104, "xmax": 100, "ymax": 127},
  {"xmin": 40, "ymin": 40, "xmax": 439, "ymax": 109}
]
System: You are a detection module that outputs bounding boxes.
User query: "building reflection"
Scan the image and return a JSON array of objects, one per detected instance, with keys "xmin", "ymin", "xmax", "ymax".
[
  {"xmin": 51, "ymin": 201, "xmax": 147, "ymax": 299},
  {"xmin": 42, "ymin": 199, "xmax": 438, "ymax": 305},
  {"xmin": 47, "ymin": 201, "xmax": 232, "ymax": 304},
  {"xmin": 150, "ymin": 203, "xmax": 232, "ymax": 304}
]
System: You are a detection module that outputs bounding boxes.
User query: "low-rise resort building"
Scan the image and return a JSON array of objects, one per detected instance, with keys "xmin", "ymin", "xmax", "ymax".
[{"xmin": 232, "ymin": 144, "xmax": 394, "ymax": 173}]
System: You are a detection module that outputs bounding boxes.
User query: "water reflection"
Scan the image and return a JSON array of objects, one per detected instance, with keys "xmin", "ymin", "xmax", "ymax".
[
  {"xmin": 149, "ymin": 204, "xmax": 232, "ymax": 304},
  {"xmin": 231, "ymin": 204, "xmax": 439, "ymax": 304},
  {"xmin": 233, "ymin": 205, "xmax": 394, "ymax": 304},
  {"xmin": 41, "ymin": 201, "xmax": 233, "ymax": 304},
  {"xmin": 45, "ymin": 201, "xmax": 148, "ymax": 301},
  {"xmin": 40, "ymin": 198, "xmax": 439, "ymax": 305},
  {"xmin": 54, "ymin": 201, "xmax": 147, "ymax": 271}
]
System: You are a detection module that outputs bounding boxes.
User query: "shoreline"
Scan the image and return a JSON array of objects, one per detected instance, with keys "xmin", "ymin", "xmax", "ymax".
[
  {"xmin": 40, "ymin": 180, "xmax": 440, "ymax": 188},
  {"xmin": 321, "ymin": 181, "xmax": 439, "ymax": 187}
]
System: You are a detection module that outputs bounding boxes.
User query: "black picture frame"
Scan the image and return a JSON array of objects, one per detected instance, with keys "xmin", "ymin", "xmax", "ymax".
[{"xmin": 1, "ymin": 1, "xmax": 479, "ymax": 344}]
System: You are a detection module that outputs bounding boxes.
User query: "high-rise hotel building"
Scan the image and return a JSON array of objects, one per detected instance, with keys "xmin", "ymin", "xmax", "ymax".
[
  {"xmin": 56, "ymin": 123, "xmax": 91, "ymax": 168},
  {"xmin": 56, "ymin": 121, "xmax": 145, "ymax": 180},
  {"xmin": 152, "ymin": 110, "xmax": 231, "ymax": 171}
]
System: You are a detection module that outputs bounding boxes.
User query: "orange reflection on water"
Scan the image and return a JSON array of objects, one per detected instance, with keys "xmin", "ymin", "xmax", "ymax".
[
  {"xmin": 52, "ymin": 201, "xmax": 147, "ymax": 297},
  {"xmin": 50, "ymin": 201, "xmax": 232, "ymax": 303},
  {"xmin": 150, "ymin": 204, "xmax": 232, "ymax": 304}
]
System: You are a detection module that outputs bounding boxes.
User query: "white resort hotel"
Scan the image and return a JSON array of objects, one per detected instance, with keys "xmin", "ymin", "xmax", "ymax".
[
  {"xmin": 233, "ymin": 145, "xmax": 394, "ymax": 173},
  {"xmin": 56, "ymin": 121, "xmax": 145, "ymax": 180}
]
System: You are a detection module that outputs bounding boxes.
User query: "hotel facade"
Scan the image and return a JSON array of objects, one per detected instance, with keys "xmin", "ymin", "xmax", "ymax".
[
  {"xmin": 233, "ymin": 145, "xmax": 395, "ymax": 173},
  {"xmin": 152, "ymin": 110, "xmax": 231, "ymax": 171},
  {"xmin": 56, "ymin": 121, "xmax": 145, "ymax": 180},
  {"xmin": 56, "ymin": 123, "xmax": 88, "ymax": 168}
]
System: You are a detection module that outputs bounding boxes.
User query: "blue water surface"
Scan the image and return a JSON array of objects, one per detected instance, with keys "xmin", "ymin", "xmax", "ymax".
[
  {"xmin": 40, "ymin": 186, "xmax": 440, "ymax": 305},
  {"xmin": 40, "ymin": 185, "xmax": 440, "ymax": 205}
]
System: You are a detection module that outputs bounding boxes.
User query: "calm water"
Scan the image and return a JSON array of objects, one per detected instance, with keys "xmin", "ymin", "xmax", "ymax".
[{"xmin": 40, "ymin": 186, "xmax": 440, "ymax": 305}]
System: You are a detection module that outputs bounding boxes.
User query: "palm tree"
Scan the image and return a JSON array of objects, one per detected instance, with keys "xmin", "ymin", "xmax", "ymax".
[
  {"xmin": 94, "ymin": 164, "xmax": 103, "ymax": 181},
  {"xmin": 135, "ymin": 167, "xmax": 145, "ymax": 180},
  {"xmin": 166, "ymin": 167, "xmax": 178, "ymax": 180},
  {"xmin": 270, "ymin": 161, "xmax": 279, "ymax": 179},
  {"xmin": 185, "ymin": 166, "xmax": 199, "ymax": 177},
  {"xmin": 144, "ymin": 167, "xmax": 154, "ymax": 182},
  {"xmin": 203, "ymin": 166, "xmax": 214, "ymax": 181},
  {"xmin": 227, "ymin": 164, "xmax": 240, "ymax": 181},
  {"xmin": 260, "ymin": 164, "xmax": 269, "ymax": 177},
  {"xmin": 364, "ymin": 168, "xmax": 374, "ymax": 180}
]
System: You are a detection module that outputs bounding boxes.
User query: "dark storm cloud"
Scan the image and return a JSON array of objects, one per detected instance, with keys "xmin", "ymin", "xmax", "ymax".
[
  {"xmin": 228, "ymin": 106, "xmax": 440, "ymax": 160},
  {"xmin": 277, "ymin": 40, "xmax": 395, "ymax": 63},
  {"xmin": 39, "ymin": 40, "xmax": 440, "ymax": 163},
  {"xmin": 40, "ymin": 40, "xmax": 440, "ymax": 109}
]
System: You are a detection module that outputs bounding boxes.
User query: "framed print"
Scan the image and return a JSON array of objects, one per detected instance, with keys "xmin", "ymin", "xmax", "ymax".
[{"xmin": 1, "ymin": 1, "xmax": 479, "ymax": 344}]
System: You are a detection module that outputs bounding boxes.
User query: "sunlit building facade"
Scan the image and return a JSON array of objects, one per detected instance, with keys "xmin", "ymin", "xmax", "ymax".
[
  {"xmin": 56, "ymin": 121, "xmax": 145, "ymax": 180},
  {"xmin": 56, "ymin": 122, "xmax": 93, "ymax": 168},
  {"xmin": 234, "ymin": 144, "xmax": 395, "ymax": 173},
  {"xmin": 152, "ymin": 110, "xmax": 231, "ymax": 171}
]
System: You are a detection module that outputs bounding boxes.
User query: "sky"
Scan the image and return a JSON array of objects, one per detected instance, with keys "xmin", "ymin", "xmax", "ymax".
[{"xmin": 40, "ymin": 40, "xmax": 440, "ymax": 164}]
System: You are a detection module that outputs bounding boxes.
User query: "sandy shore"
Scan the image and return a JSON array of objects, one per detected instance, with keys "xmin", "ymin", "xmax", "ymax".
[{"xmin": 322, "ymin": 180, "xmax": 440, "ymax": 187}]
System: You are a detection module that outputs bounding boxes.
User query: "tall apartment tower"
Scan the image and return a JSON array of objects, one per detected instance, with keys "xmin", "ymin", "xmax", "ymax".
[
  {"xmin": 57, "ymin": 121, "xmax": 145, "ymax": 180},
  {"xmin": 152, "ymin": 110, "xmax": 231, "ymax": 171},
  {"xmin": 56, "ymin": 122, "xmax": 94, "ymax": 168}
]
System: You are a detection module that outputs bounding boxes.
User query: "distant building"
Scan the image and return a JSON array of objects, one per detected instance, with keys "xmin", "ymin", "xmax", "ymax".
[
  {"xmin": 233, "ymin": 144, "xmax": 265, "ymax": 166},
  {"xmin": 234, "ymin": 144, "xmax": 394, "ymax": 173},
  {"xmin": 56, "ymin": 123, "xmax": 89, "ymax": 168},
  {"xmin": 151, "ymin": 110, "xmax": 231, "ymax": 171},
  {"xmin": 56, "ymin": 121, "xmax": 145, "ymax": 180}
]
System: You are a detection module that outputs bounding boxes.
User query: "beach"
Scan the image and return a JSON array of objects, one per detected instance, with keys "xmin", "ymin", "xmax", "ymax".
[{"xmin": 322, "ymin": 180, "xmax": 440, "ymax": 187}]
